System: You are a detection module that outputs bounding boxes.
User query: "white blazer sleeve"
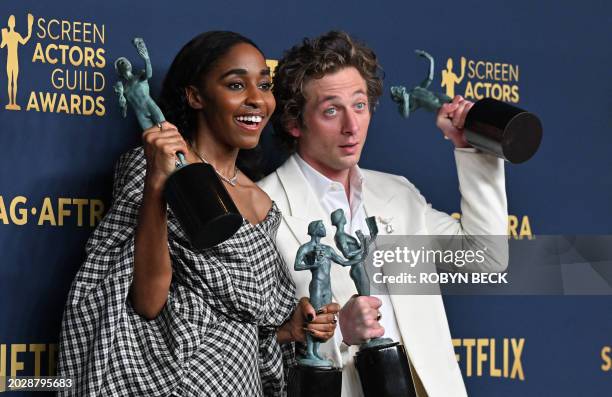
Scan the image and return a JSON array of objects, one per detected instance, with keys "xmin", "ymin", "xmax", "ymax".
[{"xmin": 406, "ymin": 149, "xmax": 508, "ymax": 272}]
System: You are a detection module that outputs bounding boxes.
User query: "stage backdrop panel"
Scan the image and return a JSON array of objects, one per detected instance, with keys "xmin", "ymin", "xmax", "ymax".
[{"xmin": 0, "ymin": 1, "xmax": 610, "ymax": 395}]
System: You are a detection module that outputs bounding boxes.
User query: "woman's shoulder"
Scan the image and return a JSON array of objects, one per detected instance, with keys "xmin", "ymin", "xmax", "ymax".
[
  {"xmin": 112, "ymin": 146, "xmax": 146, "ymax": 200},
  {"xmin": 115, "ymin": 146, "xmax": 146, "ymax": 173}
]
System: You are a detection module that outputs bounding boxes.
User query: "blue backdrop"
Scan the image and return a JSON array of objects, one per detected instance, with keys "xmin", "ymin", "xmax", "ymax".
[{"xmin": 0, "ymin": 0, "xmax": 611, "ymax": 395}]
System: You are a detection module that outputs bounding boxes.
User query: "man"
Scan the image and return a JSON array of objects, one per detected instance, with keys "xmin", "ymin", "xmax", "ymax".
[{"xmin": 258, "ymin": 31, "xmax": 507, "ymax": 396}]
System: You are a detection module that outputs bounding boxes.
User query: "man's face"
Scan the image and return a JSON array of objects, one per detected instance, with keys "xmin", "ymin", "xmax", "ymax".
[{"xmin": 290, "ymin": 67, "xmax": 371, "ymax": 176}]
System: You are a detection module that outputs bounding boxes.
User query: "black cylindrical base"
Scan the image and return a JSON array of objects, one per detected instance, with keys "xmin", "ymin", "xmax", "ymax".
[
  {"xmin": 464, "ymin": 97, "xmax": 543, "ymax": 163},
  {"xmin": 164, "ymin": 163, "xmax": 242, "ymax": 249},
  {"xmin": 355, "ymin": 342, "xmax": 417, "ymax": 397},
  {"xmin": 287, "ymin": 365, "xmax": 342, "ymax": 397}
]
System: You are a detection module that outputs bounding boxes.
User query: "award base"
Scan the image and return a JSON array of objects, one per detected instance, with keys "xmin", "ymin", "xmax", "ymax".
[
  {"xmin": 164, "ymin": 162, "xmax": 242, "ymax": 249},
  {"xmin": 361, "ymin": 336, "xmax": 395, "ymax": 349},
  {"xmin": 287, "ymin": 365, "xmax": 342, "ymax": 397},
  {"xmin": 355, "ymin": 341, "xmax": 417, "ymax": 397},
  {"xmin": 465, "ymin": 97, "xmax": 543, "ymax": 164}
]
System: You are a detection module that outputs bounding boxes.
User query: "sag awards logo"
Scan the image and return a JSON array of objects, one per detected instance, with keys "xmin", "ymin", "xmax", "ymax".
[
  {"xmin": 441, "ymin": 55, "xmax": 520, "ymax": 103},
  {"xmin": 0, "ymin": 12, "xmax": 106, "ymax": 116},
  {"xmin": 266, "ymin": 59, "xmax": 278, "ymax": 77}
]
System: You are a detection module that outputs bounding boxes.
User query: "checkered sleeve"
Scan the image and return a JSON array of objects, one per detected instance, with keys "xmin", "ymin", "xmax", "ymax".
[{"xmin": 56, "ymin": 148, "xmax": 198, "ymax": 396}]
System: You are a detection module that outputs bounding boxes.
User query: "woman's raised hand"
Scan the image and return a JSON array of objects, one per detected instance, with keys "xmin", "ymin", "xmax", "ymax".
[{"xmin": 142, "ymin": 121, "xmax": 189, "ymax": 191}]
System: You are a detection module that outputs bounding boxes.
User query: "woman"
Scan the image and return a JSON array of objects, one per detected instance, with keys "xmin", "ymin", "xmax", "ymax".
[{"xmin": 56, "ymin": 31, "xmax": 338, "ymax": 396}]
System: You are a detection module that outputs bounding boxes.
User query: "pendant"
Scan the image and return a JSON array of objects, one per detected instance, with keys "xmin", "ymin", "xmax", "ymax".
[{"xmin": 215, "ymin": 169, "xmax": 239, "ymax": 186}]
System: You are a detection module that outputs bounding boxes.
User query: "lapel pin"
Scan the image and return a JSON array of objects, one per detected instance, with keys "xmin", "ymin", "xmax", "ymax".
[{"xmin": 377, "ymin": 216, "xmax": 394, "ymax": 234}]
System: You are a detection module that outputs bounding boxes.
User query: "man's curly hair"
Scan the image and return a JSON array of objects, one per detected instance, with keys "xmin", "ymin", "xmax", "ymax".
[{"xmin": 272, "ymin": 31, "xmax": 383, "ymax": 152}]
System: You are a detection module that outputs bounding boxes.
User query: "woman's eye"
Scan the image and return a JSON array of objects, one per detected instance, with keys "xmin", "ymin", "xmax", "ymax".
[
  {"xmin": 324, "ymin": 107, "xmax": 337, "ymax": 116},
  {"xmin": 355, "ymin": 102, "xmax": 367, "ymax": 110},
  {"xmin": 259, "ymin": 82, "xmax": 272, "ymax": 91},
  {"xmin": 228, "ymin": 82, "xmax": 244, "ymax": 90}
]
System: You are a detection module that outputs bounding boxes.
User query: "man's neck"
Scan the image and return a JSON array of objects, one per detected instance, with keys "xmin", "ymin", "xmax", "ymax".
[{"xmin": 296, "ymin": 153, "xmax": 351, "ymax": 199}]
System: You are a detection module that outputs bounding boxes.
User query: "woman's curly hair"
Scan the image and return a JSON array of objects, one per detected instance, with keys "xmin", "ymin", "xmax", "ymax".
[{"xmin": 272, "ymin": 31, "xmax": 384, "ymax": 152}]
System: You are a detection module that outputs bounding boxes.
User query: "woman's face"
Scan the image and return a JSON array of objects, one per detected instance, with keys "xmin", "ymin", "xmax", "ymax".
[{"xmin": 197, "ymin": 42, "xmax": 275, "ymax": 150}]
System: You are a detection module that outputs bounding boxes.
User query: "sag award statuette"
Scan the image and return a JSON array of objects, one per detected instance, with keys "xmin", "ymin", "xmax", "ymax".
[
  {"xmin": 289, "ymin": 220, "xmax": 365, "ymax": 397},
  {"xmin": 331, "ymin": 210, "xmax": 417, "ymax": 397},
  {"xmin": 114, "ymin": 37, "xmax": 242, "ymax": 249},
  {"xmin": 391, "ymin": 50, "xmax": 543, "ymax": 163}
]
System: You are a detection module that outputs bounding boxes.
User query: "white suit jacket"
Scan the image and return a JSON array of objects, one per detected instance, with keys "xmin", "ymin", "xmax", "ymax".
[{"xmin": 258, "ymin": 150, "xmax": 507, "ymax": 397}]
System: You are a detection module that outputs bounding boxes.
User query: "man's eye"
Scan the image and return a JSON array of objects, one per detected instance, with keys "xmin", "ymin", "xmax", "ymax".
[
  {"xmin": 228, "ymin": 82, "xmax": 244, "ymax": 90},
  {"xmin": 324, "ymin": 107, "xmax": 337, "ymax": 116},
  {"xmin": 355, "ymin": 102, "xmax": 367, "ymax": 110}
]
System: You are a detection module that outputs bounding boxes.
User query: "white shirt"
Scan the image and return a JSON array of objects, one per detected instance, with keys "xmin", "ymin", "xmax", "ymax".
[{"xmin": 295, "ymin": 154, "xmax": 403, "ymax": 346}]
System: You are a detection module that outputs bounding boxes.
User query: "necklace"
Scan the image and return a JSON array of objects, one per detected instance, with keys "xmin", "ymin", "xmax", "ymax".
[{"xmin": 193, "ymin": 149, "xmax": 239, "ymax": 186}]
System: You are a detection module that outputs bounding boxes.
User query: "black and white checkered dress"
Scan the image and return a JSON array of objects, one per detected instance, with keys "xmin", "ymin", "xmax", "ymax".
[{"xmin": 56, "ymin": 147, "xmax": 297, "ymax": 396}]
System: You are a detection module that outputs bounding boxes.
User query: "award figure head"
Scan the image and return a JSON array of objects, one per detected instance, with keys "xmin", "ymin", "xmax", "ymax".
[
  {"xmin": 114, "ymin": 57, "xmax": 133, "ymax": 80},
  {"xmin": 308, "ymin": 219, "xmax": 327, "ymax": 238}
]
